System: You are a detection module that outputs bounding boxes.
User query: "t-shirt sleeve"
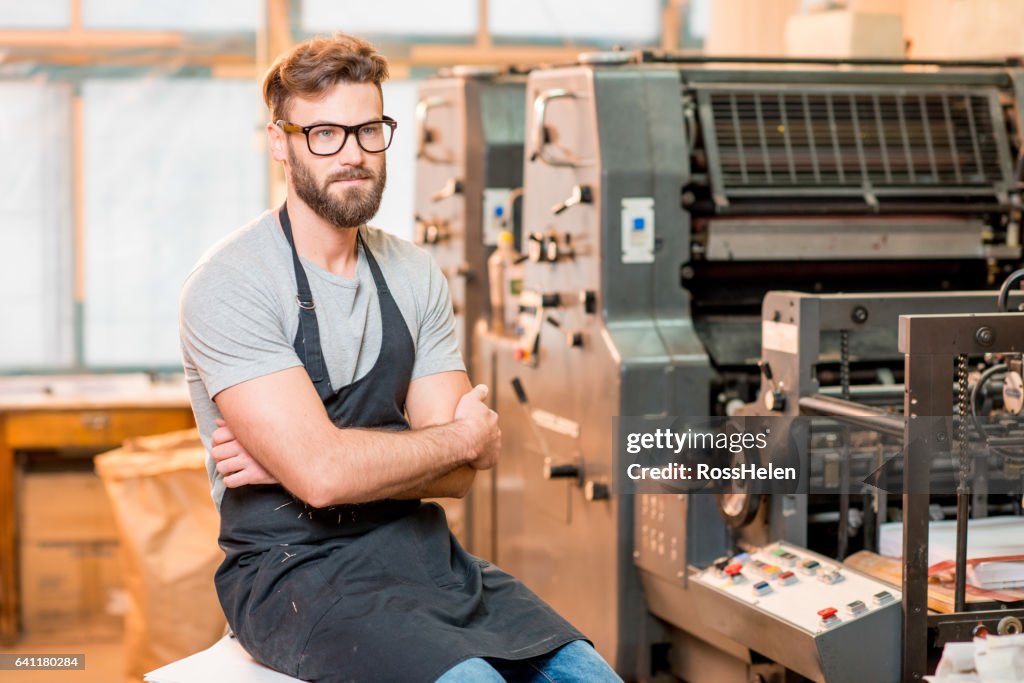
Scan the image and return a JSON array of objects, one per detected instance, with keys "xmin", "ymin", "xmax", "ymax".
[
  {"xmin": 410, "ymin": 251, "xmax": 466, "ymax": 381},
  {"xmin": 179, "ymin": 260, "xmax": 302, "ymax": 399}
]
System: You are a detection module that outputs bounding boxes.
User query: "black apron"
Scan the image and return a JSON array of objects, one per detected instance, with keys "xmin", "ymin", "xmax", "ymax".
[{"xmin": 214, "ymin": 204, "xmax": 585, "ymax": 683}]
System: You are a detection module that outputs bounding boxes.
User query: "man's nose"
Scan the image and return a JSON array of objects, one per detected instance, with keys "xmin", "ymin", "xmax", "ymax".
[{"xmin": 335, "ymin": 133, "xmax": 366, "ymax": 165}]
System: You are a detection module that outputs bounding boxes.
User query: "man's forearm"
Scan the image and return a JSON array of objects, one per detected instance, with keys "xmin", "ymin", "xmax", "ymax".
[
  {"xmin": 391, "ymin": 465, "xmax": 476, "ymax": 500},
  {"xmin": 255, "ymin": 419, "xmax": 476, "ymax": 508}
]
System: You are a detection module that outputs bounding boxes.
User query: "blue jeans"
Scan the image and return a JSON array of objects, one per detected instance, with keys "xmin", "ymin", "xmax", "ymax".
[{"xmin": 435, "ymin": 640, "xmax": 622, "ymax": 683}]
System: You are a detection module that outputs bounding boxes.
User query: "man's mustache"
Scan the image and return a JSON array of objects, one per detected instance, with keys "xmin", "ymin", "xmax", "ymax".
[{"xmin": 326, "ymin": 169, "xmax": 374, "ymax": 183}]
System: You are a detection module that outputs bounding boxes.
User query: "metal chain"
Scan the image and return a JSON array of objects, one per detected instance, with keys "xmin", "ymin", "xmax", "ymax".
[
  {"xmin": 840, "ymin": 330, "xmax": 851, "ymax": 401},
  {"xmin": 956, "ymin": 354, "xmax": 970, "ymax": 493}
]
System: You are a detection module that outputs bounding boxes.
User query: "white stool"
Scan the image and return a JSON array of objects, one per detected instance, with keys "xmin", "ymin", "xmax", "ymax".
[{"xmin": 145, "ymin": 634, "xmax": 304, "ymax": 683}]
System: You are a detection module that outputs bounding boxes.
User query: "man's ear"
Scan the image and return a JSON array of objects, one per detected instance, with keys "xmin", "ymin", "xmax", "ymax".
[{"xmin": 267, "ymin": 122, "xmax": 288, "ymax": 163}]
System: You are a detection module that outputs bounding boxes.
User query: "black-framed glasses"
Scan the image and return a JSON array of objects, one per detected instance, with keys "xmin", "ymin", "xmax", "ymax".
[{"xmin": 276, "ymin": 116, "xmax": 398, "ymax": 155}]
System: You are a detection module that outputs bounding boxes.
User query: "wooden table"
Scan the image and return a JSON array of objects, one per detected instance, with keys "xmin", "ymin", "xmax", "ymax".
[{"xmin": 0, "ymin": 378, "xmax": 195, "ymax": 643}]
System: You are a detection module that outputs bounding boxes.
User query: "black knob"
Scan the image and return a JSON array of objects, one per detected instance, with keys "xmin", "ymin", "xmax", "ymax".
[
  {"xmin": 585, "ymin": 481, "xmax": 609, "ymax": 501},
  {"xmin": 764, "ymin": 390, "xmax": 786, "ymax": 412},
  {"xmin": 567, "ymin": 332, "xmax": 583, "ymax": 348},
  {"xmin": 527, "ymin": 233, "xmax": 545, "ymax": 263},
  {"xmin": 758, "ymin": 360, "xmax": 773, "ymax": 381},
  {"xmin": 541, "ymin": 293, "xmax": 561, "ymax": 308},
  {"xmin": 581, "ymin": 290, "xmax": 597, "ymax": 314},
  {"xmin": 544, "ymin": 458, "xmax": 579, "ymax": 480}
]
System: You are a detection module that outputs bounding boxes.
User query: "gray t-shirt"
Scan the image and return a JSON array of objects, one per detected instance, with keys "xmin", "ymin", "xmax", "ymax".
[{"xmin": 179, "ymin": 209, "xmax": 465, "ymax": 507}]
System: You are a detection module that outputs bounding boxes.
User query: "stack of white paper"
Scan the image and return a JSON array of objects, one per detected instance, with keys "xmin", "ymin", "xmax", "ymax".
[{"xmin": 880, "ymin": 516, "xmax": 1024, "ymax": 589}]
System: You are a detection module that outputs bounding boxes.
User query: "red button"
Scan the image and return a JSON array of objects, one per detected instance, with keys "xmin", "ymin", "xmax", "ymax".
[
  {"xmin": 818, "ymin": 607, "xmax": 838, "ymax": 620},
  {"xmin": 724, "ymin": 563, "xmax": 743, "ymax": 576},
  {"xmin": 514, "ymin": 348, "xmax": 526, "ymax": 361}
]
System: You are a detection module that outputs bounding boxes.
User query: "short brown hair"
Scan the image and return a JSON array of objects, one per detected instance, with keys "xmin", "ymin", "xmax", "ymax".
[{"xmin": 262, "ymin": 33, "xmax": 389, "ymax": 122}]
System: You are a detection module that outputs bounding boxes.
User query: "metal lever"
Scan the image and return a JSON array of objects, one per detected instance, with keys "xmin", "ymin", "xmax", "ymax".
[
  {"xmin": 543, "ymin": 458, "xmax": 580, "ymax": 480},
  {"xmin": 529, "ymin": 88, "xmax": 581, "ymax": 167},
  {"xmin": 431, "ymin": 178, "xmax": 463, "ymax": 202},
  {"xmin": 511, "ymin": 378, "xmax": 553, "ymax": 459},
  {"xmin": 416, "ymin": 96, "xmax": 452, "ymax": 163},
  {"xmin": 551, "ymin": 185, "xmax": 592, "ymax": 215}
]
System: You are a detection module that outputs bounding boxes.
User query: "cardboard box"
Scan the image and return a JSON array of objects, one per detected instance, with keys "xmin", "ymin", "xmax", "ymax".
[
  {"xmin": 18, "ymin": 469, "xmax": 124, "ymax": 641},
  {"xmin": 786, "ymin": 10, "xmax": 905, "ymax": 58},
  {"xmin": 20, "ymin": 537, "xmax": 123, "ymax": 640},
  {"xmin": 20, "ymin": 469, "xmax": 119, "ymax": 541},
  {"xmin": 805, "ymin": 0, "xmax": 905, "ymax": 14},
  {"xmin": 705, "ymin": 0, "xmax": 802, "ymax": 57}
]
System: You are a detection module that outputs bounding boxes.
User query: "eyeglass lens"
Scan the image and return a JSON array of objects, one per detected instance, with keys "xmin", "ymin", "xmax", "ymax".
[{"xmin": 307, "ymin": 122, "xmax": 393, "ymax": 155}]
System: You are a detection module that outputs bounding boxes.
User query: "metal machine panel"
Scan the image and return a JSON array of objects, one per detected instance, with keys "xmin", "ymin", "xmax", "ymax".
[
  {"xmin": 414, "ymin": 72, "xmax": 525, "ymax": 553},
  {"xmin": 414, "ymin": 72, "xmax": 526, "ymax": 368},
  {"xmin": 704, "ymin": 216, "xmax": 986, "ymax": 261},
  {"xmin": 696, "ymin": 85, "xmax": 1014, "ymax": 206},
  {"xmin": 663, "ymin": 540, "xmax": 902, "ymax": 683}
]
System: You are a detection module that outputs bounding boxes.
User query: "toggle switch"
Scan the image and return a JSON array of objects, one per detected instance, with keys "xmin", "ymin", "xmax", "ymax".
[
  {"xmin": 431, "ymin": 177, "xmax": 464, "ymax": 202},
  {"xmin": 818, "ymin": 570, "xmax": 844, "ymax": 585},
  {"xmin": 776, "ymin": 571, "xmax": 797, "ymax": 586},
  {"xmin": 872, "ymin": 591, "xmax": 895, "ymax": 606},
  {"xmin": 817, "ymin": 607, "xmax": 841, "ymax": 628},
  {"xmin": 846, "ymin": 600, "xmax": 868, "ymax": 616},
  {"xmin": 551, "ymin": 184, "xmax": 593, "ymax": 215}
]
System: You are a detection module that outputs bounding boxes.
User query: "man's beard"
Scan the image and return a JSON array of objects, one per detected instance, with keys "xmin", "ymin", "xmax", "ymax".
[{"xmin": 289, "ymin": 146, "xmax": 386, "ymax": 230}]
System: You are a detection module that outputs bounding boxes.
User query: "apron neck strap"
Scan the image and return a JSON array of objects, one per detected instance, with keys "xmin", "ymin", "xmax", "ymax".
[{"xmin": 279, "ymin": 202, "xmax": 316, "ymax": 310}]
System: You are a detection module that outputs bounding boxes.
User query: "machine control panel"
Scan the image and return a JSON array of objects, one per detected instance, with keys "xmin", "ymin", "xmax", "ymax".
[{"xmin": 695, "ymin": 542, "xmax": 901, "ymax": 636}]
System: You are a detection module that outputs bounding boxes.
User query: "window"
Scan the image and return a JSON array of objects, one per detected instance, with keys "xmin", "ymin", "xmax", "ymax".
[
  {"xmin": 0, "ymin": 0, "xmax": 70, "ymax": 29},
  {"xmin": 82, "ymin": 0, "xmax": 262, "ymax": 31},
  {"xmin": 301, "ymin": 0, "xmax": 478, "ymax": 38},
  {"xmin": 0, "ymin": 83, "xmax": 74, "ymax": 369},
  {"xmin": 489, "ymin": 0, "xmax": 661, "ymax": 43},
  {"xmin": 82, "ymin": 79, "xmax": 266, "ymax": 367}
]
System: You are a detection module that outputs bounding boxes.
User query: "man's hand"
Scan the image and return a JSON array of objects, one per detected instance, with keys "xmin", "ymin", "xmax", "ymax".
[
  {"xmin": 212, "ymin": 418, "xmax": 280, "ymax": 488},
  {"xmin": 455, "ymin": 384, "xmax": 501, "ymax": 471}
]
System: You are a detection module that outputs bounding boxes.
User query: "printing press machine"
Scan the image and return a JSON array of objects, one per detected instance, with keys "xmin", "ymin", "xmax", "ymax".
[
  {"xmin": 412, "ymin": 66, "xmax": 526, "ymax": 551},
  {"xmin": 728, "ymin": 288, "xmax": 1024, "ymax": 681},
  {"xmin": 468, "ymin": 52, "xmax": 1024, "ymax": 681}
]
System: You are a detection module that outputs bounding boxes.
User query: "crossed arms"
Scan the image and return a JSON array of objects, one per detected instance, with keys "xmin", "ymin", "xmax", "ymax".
[{"xmin": 211, "ymin": 367, "xmax": 499, "ymax": 507}]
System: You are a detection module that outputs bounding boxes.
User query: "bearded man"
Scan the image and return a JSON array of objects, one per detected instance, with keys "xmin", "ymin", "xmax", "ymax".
[{"xmin": 178, "ymin": 33, "xmax": 618, "ymax": 683}]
